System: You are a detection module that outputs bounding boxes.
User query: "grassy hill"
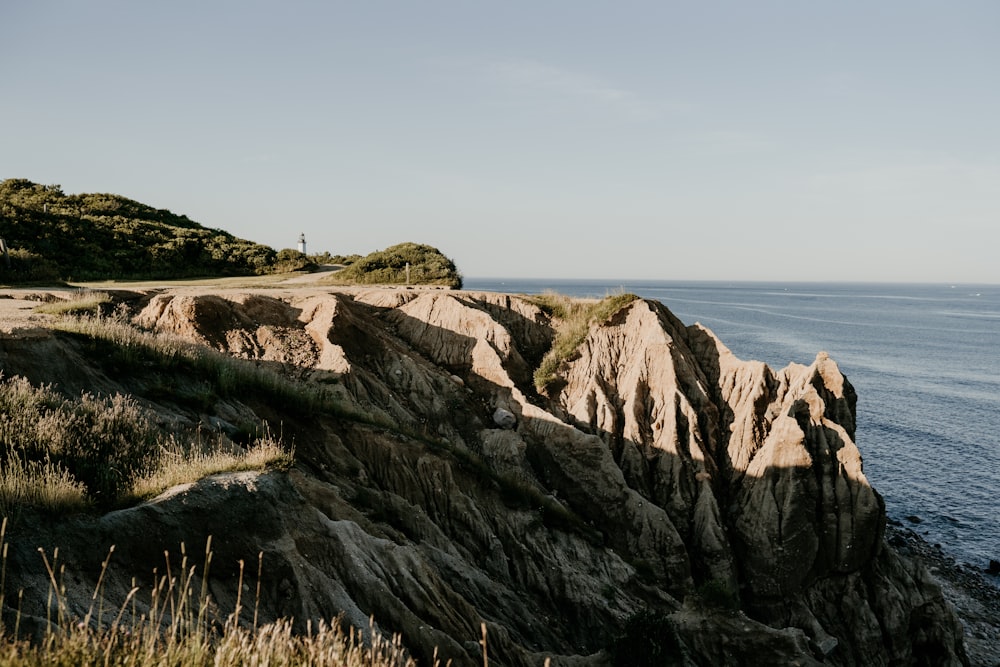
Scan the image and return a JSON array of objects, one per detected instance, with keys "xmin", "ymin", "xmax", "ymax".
[
  {"xmin": 321, "ymin": 242, "xmax": 462, "ymax": 288},
  {"xmin": 0, "ymin": 179, "xmax": 288, "ymax": 283}
]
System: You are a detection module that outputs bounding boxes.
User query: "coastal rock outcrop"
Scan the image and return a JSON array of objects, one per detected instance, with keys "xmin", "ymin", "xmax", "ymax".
[{"xmin": 0, "ymin": 287, "xmax": 969, "ymax": 666}]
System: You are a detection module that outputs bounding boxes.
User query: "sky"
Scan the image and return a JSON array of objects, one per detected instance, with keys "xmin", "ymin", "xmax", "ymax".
[{"xmin": 2, "ymin": 1, "xmax": 998, "ymax": 283}]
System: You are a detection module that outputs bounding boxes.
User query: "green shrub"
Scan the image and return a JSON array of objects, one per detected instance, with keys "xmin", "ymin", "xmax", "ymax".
[
  {"xmin": 0, "ymin": 376, "xmax": 160, "ymax": 507},
  {"xmin": 323, "ymin": 242, "xmax": 462, "ymax": 288},
  {"xmin": 0, "ymin": 247, "xmax": 61, "ymax": 284},
  {"xmin": 531, "ymin": 292, "xmax": 638, "ymax": 393},
  {"xmin": 269, "ymin": 248, "xmax": 316, "ymax": 274},
  {"xmin": 326, "ymin": 253, "xmax": 362, "ymax": 265},
  {"xmin": 0, "ymin": 365, "xmax": 296, "ymax": 514}
]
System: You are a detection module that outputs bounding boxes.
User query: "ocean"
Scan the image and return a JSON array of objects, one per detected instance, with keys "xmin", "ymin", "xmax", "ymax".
[{"xmin": 464, "ymin": 278, "xmax": 1000, "ymax": 573}]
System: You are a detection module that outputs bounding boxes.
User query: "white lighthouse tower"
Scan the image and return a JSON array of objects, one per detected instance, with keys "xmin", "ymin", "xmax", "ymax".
[{"xmin": 297, "ymin": 233, "xmax": 307, "ymax": 254}]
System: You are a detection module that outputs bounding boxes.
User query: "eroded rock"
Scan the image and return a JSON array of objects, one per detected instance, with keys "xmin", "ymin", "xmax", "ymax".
[{"xmin": 0, "ymin": 287, "xmax": 970, "ymax": 666}]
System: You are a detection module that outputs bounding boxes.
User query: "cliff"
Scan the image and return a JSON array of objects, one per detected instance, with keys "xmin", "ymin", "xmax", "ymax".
[{"xmin": 0, "ymin": 287, "xmax": 969, "ymax": 665}]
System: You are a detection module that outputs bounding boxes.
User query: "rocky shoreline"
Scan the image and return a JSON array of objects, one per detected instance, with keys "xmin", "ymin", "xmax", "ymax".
[{"xmin": 886, "ymin": 522, "xmax": 1000, "ymax": 667}]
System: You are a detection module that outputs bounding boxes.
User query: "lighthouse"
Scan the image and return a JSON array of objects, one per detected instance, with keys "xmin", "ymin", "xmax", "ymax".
[{"xmin": 297, "ymin": 233, "xmax": 307, "ymax": 254}]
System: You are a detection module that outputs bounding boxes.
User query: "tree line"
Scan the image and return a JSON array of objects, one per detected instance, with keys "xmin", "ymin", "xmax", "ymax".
[{"xmin": 0, "ymin": 179, "xmax": 286, "ymax": 283}]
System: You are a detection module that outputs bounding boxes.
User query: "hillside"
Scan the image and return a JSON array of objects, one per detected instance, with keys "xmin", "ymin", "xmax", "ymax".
[
  {"xmin": 0, "ymin": 285, "xmax": 982, "ymax": 665},
  {"xmin": 0, "ymin": 179, "xmax": 280, "ymax": 282}
]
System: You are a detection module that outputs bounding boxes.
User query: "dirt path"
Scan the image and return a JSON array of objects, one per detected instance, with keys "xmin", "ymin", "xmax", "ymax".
[
  {"xmin": 276, "ymin": 266, "xmax": 342, "ymax": 284},
  {"xmin": 0, "ymin": 289, "xmax": 73, "ymax": 333}
]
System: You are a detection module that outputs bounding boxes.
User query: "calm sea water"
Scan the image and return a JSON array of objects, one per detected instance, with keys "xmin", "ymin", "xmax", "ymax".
[{"xmin": 465, "ymin": 278, "xmax": 1000, "ymax": 572}]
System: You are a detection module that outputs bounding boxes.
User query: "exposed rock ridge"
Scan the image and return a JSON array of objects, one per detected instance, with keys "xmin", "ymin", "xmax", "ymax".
[{"xmin": 0, "ymin": 288, "xmax": 968, "ymax": 666}]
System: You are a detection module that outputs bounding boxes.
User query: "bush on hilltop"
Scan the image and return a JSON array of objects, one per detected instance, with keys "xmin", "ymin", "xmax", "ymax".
[{"xmin": 322, "ymin": 242, "xmax": 462, "ymax": 288}]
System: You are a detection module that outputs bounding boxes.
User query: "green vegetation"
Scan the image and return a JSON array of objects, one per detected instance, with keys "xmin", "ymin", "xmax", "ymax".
[
  {"xmin": 307, "ymin": 251, "xmax": 361, "ymax": 266},
  {"xmin": 0, "ymin": 179, "xmax": 279, "ymax": 283},
  {"xmin": 54, "ymin": 317, "xmax": 336, "ymax": 416},
  {"xmin": 0, "ymin": 376, "xmax": 161, "ymax": 509},
  {"xmin": 0, "ymin": 179, "xmax": 459, "ymax": 286},
  {"xmin": 321, "ymin": 242, "xmax": 462, "ymax": 288},
  {"xmin": 127, "ymin": 436, "xmax": 293, "ymax": 503},
  {"xmin": 530, "ymin": 291, "xmax": 639, "ymax": 393},
  {"xmin": 0, "ymin": 248, "xmax": 61, "ymax": 284},
  {"xmin": 33, "ymin": 290, "xmax": 112, "ymax": 316},
  {"xmin": 0, "ymin": 368, "xmax": 292, "ymax": 516},
  {"xmin": 271, "ymin": 248, "xmax": 316, "ymax": 273},
  {"xmin": 0, "ymin": 456, "xmax": 90, "ymax": 518},
  {"xmin": 0, "ymin": 522, "xmax": 415, "ymax": 666}
]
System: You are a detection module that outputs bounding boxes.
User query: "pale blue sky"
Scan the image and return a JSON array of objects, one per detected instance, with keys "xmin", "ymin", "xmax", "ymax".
[{"xmin": 2, "ymin": 1, "xmax": 998, "ymax": 282}]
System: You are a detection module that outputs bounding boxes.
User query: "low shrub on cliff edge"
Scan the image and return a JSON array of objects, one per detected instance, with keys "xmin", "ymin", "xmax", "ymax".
[
  {"xmin": 0, "ymin": 372, "xmax": 294, "ymax": 515},
  {"xmin": 0, "ymin": 248, "xmax": 61, "ymax": 285},
  {"xmin": 532, "ymin": 292, "xmax": 638, "ymax": 394},
  {"xmin": 0, "ymin": 376, "xmax": 160, "ymax": 509}
]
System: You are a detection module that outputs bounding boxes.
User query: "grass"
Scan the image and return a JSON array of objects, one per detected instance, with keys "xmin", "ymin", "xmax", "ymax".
[
  {"xmin": 0, "ymin": 522, "xmax": 420, "ymax": 666},
  {"xmin": 32, "ymin": 291, "xmax": 112, "ymax": 316},
  {"xmin": 529, "ymin": 291, "xmax": 639, "ymax": 394},
  {"xmin": 51, "ymin": 312, "xmax": 606, "ymax": 541},
  {"xmin": 0, "ymin": 370, "xmax": 294, "ymax": 516},
  {"xmin": 53, "ymin": 317, "xmax": 334, "ymax": 415},
  {"xmin": 0, "ymin": 456, "xmax": 90, "ymax": 519},
  {"xmin": 126, "ymin": 435, "xmax": 293, "ymax": 503},
  {"xmin": 0, "ymin": 375, "xmax": 161, "ymax": 510}
]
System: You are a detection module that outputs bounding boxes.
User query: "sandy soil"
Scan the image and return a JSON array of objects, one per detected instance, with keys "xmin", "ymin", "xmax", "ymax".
[{"xmin": 0, "ymin": 288, "xmax": 73, "ymax": 334}]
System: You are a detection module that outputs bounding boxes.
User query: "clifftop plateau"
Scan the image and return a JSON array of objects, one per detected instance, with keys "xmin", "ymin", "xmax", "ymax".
[{"xmin": 0, "ymin": 286, "xmax": 974, "ymax": 665}]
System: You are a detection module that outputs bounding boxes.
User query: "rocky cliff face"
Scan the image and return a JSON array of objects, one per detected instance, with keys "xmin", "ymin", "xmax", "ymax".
[{"xmin": 0, "ymin": 287, "xmax": 968, "ymax": 666}]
